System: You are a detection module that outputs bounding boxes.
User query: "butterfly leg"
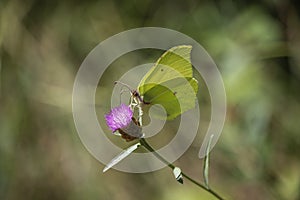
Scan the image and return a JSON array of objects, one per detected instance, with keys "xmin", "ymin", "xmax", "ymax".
[{"xmin": 136, "ymin": 102, "xmax": 143, "ymax": 126}]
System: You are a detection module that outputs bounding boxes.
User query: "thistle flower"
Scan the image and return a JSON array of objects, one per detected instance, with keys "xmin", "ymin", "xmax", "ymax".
[
  {"xmin": 105, "ymin": 104, "xmax": 143, "ymax": 141},
  {"xmin": 105, "ymin": 103, "xmax": 133, "ymax": 132}
]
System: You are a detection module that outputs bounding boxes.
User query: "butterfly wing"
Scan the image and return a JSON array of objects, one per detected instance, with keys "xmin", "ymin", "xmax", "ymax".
[
  {"xmin": 142, "ymin": 77, "xmax": 198, "ymax": 120},
  {"xmin": 138, "ymin": 45, "xmax": 198, "ymax": 120},
  {"xmin": 138, "ymin": 45, "xmax": 194, "ymax": 95}
]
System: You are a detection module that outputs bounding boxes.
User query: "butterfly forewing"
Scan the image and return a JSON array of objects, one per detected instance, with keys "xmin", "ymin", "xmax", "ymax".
[
  {"xmin": 137, "ymin": 45, "xmax": 198, "ymax": 120},
  {"xmin": 138, "ymin": 45, "xmax": 193, "ymax": 95}
]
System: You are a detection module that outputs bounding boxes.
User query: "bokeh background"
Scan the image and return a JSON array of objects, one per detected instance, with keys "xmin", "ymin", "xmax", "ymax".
[{"xmin": 1, "ymin": 0, "xmax": 300, "ymax": 199}]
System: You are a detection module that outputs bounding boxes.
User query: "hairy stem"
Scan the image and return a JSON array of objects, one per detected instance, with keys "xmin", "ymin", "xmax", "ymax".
[{"xmin": 139, "ymin": 138, "xmax": 225, "ymax": 200}]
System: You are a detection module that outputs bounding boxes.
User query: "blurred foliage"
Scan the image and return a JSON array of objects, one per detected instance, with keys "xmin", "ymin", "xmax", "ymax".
[{"xmin": 1, "ymin": 0, "xmax": 300, "ymax": 199}]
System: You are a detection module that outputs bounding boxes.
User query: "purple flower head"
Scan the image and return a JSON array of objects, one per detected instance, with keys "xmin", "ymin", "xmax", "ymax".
[{"xmin": 105, "ymin": 104, "xmax": 133, "ymax": 132}]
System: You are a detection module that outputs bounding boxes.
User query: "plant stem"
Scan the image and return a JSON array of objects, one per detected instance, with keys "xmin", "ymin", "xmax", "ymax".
[{"xmin": 139, "ymin": 138, "xmax": 225, "ymax": 200}]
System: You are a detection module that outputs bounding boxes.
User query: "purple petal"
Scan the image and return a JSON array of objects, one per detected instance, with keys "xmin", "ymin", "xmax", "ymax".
[{"xmin": 105, "ymin": 104, "xmax": 133, "ymax": 132}]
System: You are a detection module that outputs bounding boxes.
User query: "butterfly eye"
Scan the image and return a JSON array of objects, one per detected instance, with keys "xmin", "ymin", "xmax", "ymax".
[{"xmin": 132, "ymin": 90, "xmax": 138, "ymax": 97}]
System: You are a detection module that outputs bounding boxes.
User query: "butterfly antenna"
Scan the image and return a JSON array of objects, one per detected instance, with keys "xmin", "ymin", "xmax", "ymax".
[
  {"xmin": 119, "ymin": 86, "xmax": 131, "ymax": 104},
  {"xmin": 114, "ymin": 81, "xmax": 135, "ymax": 104},
  {"xmin": 114, "ymin": 81, "xmax": 134, "ymax": 93},
  {"xmin": 114, "ymin": 81, "xmax": 147, "ymax": 105}
]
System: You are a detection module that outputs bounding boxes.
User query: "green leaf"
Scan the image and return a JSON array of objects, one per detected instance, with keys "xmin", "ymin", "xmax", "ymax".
[
  {"xmin": 203, "ymin": 134, "xmax": 214, "ymax": 189},
  {"xmin": 103, "ymin": 143, "xmax": 140, "ymax": 172}
]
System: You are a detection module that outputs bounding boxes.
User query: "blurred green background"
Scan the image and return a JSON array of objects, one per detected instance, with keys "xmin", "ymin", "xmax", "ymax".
[{"xmin": 1, "ymin": 0, "xmax": 300, "ymax": 199}]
